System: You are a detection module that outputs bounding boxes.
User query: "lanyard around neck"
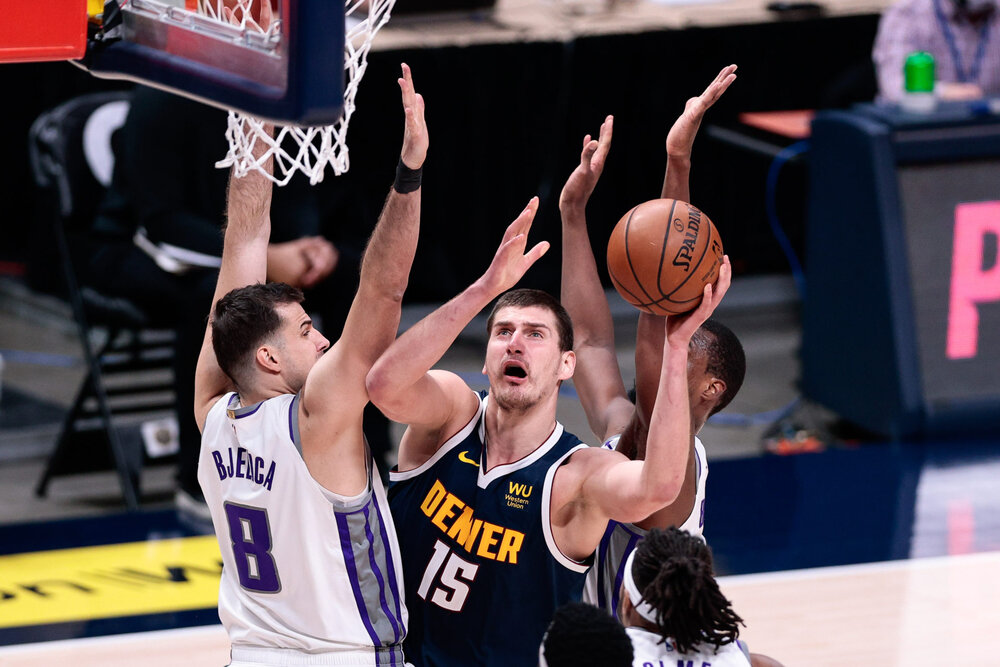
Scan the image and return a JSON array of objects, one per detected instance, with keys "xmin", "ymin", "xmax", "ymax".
[{"xmin": 933, "ymin": 0, "xmax": 993, "ymax": 83}]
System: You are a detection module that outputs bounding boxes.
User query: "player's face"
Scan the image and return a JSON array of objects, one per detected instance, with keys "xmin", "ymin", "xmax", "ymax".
[
  {"xmin": 484, "ymin": 305, "xmax": 574, "ymax": 412},
  {"xmin": 275, "ymin": 302, "xmax": 329, "ymax": 391}
]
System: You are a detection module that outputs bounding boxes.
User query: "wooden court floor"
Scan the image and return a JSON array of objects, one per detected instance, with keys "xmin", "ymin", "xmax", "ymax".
[{"xmin": 1, "ymin": 551, "xmax": 998, "ymax": 665}]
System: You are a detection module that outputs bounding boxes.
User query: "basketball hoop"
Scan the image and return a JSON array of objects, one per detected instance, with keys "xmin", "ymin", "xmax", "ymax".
[{"xmin": 214, "ymin": 0, "xmax": 395, "ymax": 185}]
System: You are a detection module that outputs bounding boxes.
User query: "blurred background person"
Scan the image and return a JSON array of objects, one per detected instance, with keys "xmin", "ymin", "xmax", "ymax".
[
  {"xmin": 873, "ymin": 0, "xmax": 1000, "ymax": 102},
  {"xmin": 84, "ymin": 84, "xmax": 390, "ymax": 516}
]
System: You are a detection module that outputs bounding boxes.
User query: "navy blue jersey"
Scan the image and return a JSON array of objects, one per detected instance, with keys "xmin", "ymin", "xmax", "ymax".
[{"xmin": 388, "ymin": 392, "xmax": 592, "ymax": 667}]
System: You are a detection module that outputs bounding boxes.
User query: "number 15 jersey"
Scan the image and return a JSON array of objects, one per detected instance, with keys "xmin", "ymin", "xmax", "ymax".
[
  {"xmin": 199, "ymin": 392, "xmax": 407, "ymax": 664},
  {"xmin": 388, "ymin": 392, "xmax": 592, "ymax": 667}
]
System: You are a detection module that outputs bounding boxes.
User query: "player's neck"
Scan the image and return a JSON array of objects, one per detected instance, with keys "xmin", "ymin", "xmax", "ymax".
[
  {"xmin": 483, "ymin": 395, "xmax": 558, "ymax": 466},
  {"xmin": 238, "ymin": 376, "xmax": 293, "ymax": 407}
]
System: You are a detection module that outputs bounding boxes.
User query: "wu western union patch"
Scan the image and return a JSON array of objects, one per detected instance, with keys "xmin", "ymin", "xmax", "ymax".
[{"xmin": 0, "ymin": 536, "xmax": 222, "ymax": 627}]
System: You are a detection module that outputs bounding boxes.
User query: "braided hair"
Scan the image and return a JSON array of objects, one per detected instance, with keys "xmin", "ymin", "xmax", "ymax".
[{"xmin": 631, "ymin": 527, "xmax": 744, "ymax": 655}]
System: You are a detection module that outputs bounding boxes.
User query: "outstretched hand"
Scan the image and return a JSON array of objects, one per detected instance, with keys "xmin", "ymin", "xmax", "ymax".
[
  {"xmin": 665, "ymin": 255, "xmax": 732, "ymax": 343},
  {"xmin": 480, "ymin": 198, "xmax": 550, "ymax": 295},
  {"xmin": 398, "ymin": 63, "xmax": 428, "ymax": 169},
  {"xmin": 665, "ymin": 65, "xmax": 737, "ymax": 160},
  {"xmin": 559, "ymin": 115, "xmax": 613, "ymax": 213}
]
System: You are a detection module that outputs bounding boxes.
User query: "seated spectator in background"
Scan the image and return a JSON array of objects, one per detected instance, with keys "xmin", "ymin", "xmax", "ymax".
[
  {"xmin": 85, "ymin": 84, "xmax": 389, "ymax": 516},
  {"xmin": 540, "ymin": 602, "xmax": 633, "ymax": 667},
  {"xmin": 873, "ymin": 0, "xmax": 1000, "ymax": 102},
  {"xmin": 621, "ymin": 527, "xmax": 784, "ymax": 667}
]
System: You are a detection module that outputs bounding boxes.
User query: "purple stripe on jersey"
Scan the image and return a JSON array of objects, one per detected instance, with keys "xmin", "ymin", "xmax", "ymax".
[
  {"xmin": 596, "ymin": 522, "xmax": 616, "ymax": 610},
  {"xmin": 362, "ymin": 503, "xmax": 402, "ymax": 650},
  {"xmin": 372, "ymin": 490, "xmax": 405, "ymax": 645},
  {"xmin": 611, "ymin": 531, "xmax": 642, "ymax": 620},
  {"xmin": 335, "ymin": 511, "xmax": 382, "ymax": 648},
  {"xmin": 695, "ymin": 443, "xmax": 702, "ymax": 480},
  {"xmin": 287, "ymin": 395, "xmax": 295, "ymax": 442}
]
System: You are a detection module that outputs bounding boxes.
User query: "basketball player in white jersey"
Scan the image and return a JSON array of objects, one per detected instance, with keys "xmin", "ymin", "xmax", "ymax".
[
  {"xmin": 621, "ymin": 527, "xmax": 767, "ymax": 667},
  {"xmin": 558, "ymin": 66, "xmax": 747, "ymax": 617},
  {"xmin": 193, "ymin": 64, "xmax": 427, "ymax": 666}
]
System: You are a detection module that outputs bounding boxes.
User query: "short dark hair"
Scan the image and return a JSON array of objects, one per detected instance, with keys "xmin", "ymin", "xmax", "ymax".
[
  {"xmin": 486, "ymin": 289, "xmax": 574, "ymax": 352},
  {"xmin": 542, "ymin": 602, "xmax": 633, "ymax": 667},
  {"xmin": 211, "ymin": 282, "xmax": 304, "ymax": 390},
  {"xmin": 695, "ymin": 319, "xmax": 746, "ymax": 416},
  {"xmin": 631, "ymin": 527, "xmax": 743, "ymax": 655}
]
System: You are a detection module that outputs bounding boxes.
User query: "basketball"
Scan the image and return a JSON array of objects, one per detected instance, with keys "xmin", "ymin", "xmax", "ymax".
[{"xmin": 606, "ymin": 198, "xmax": 724, "ymax": 315}]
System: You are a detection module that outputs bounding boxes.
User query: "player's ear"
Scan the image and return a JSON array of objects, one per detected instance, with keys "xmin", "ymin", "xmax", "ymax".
[
  {"xmin": 256, "ymin": 344, "xmax": 281, "ymax": 373},
  {"xmin": 559, "ymin": 349, "xmax": 576, "ymax": 381},
  {"xmin": 704, "ymin": 377, "xmax": 726, "ymax": 402}
]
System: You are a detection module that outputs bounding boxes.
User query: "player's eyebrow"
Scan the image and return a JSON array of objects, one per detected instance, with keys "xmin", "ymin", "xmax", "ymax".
[
  {"xmin": 299, "ymin": 319, "xmax": 312, "ymax": 331},
  {"xmin": 493, "ymin": 320, "xmax": 550, "ymax": 331}
]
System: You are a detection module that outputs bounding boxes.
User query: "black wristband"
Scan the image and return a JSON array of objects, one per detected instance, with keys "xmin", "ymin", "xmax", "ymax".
[{"xmin": 394, "ymin": 159, "xmax": 422, "ymax": 194}]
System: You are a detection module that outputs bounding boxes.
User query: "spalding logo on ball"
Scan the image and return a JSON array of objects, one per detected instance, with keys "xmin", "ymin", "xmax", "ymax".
[{"xmin": 607, "ymin": 198, "xmax": 724, "ymax": 315}]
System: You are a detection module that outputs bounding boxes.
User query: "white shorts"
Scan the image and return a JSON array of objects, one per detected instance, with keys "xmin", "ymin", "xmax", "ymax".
[{"xmin": 229, "ymin": 645, "xmax": 409, "ymax": 667}]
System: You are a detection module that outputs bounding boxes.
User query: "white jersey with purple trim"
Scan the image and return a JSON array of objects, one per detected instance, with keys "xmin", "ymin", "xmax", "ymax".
[
  {"xmin": 582, "ymin": 435, "xmax": 707, "ymax": 618},
  {"xmin": 199, "ymin": 392, "xmax": 408, "ymax": 665},
  {"xmin": 626, "ymin": 627, "xmax": 751, "ymax": 667}
]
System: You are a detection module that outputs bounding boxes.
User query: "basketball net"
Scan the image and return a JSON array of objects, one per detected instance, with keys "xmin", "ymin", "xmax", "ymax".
[{"xmin": 207, "ymin": 0, "xmax": 395, "ymax": 185}]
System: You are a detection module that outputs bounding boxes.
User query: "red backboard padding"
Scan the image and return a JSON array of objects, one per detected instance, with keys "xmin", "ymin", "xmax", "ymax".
[{"xmin": 0, "ymin": 0, "xmax": 87, "ymax": 63}]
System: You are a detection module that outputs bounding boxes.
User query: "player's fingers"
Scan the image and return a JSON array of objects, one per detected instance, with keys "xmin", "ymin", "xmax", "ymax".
[
  {"xmin": 524, "ymin": 240, "xmax": 550, "ymax": 265},
  {"xmin": 714, "ymin": 256, "xmax": 732, "ymax": 300},
  {"xmin": 594, "ymin": 116, "xmax": 613, "ymax": 164},
  {"xmin": 518, "ymin": 197, "xmax": 539, "ymax": 235},
  {"xmin": 502, "ymin": 199, "xmax": 537, "ymax": 245},
  {"xmin": 399, "ymin": 63, "xmax": 416, "ymax": 104}
]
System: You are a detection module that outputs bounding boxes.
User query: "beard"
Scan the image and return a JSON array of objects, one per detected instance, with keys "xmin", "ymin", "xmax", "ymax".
[{"xmin": 490, "ymin": 383, "xmax": 542, "ymax": 413}]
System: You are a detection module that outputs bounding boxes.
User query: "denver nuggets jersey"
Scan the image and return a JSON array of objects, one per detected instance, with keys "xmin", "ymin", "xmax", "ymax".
[
  {"xmin": 583, "ymin": 435, "xmax": 707, "ymax": 619},
  {"xmin": 199, "ymin": 392, "xmax": 407, "ymax": 665},
  {"xmin": 626, "ymin": 627, "xmax": 751, "ymax": 667},
  {"xmin": 388, "ymin": 392, "xmax": 591, "ymax": 667}
]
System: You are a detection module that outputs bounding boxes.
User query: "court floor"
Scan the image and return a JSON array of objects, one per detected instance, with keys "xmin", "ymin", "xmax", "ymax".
[{"xmin": 3, "ymin": 550, "xmax": 998, "ymax": 666}]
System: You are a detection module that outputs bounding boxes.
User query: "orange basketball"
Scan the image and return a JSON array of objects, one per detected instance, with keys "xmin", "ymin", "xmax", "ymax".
[{"xmin": 606, "ymin": 199, "xmax": 724, "ymax": 315}]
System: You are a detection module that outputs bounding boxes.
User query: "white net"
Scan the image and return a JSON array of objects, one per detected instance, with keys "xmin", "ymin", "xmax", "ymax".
[{"xmin": 213, "ymin": 0, "xmax": 395, "ymax": 185}]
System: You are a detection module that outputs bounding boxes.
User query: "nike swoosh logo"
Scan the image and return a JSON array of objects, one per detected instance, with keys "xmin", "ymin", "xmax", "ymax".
[{"xmin": 458, "ymin": 450, "xmax": 480, "ymax": 467}]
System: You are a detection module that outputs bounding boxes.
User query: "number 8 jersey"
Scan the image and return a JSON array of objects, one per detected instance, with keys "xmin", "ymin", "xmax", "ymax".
[
  {"xmin": 199, "ymin": 392, "xmax": 408, "ymax": 665},
  {"xmin": 388, "ymin": 392, "xmax": 592, "ymax": 667}
]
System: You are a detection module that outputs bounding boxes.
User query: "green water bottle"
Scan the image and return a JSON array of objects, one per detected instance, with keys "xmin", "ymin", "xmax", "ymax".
[{"xmin": 901, "ymin": 51, "xmax": 936, "ymax": 113}]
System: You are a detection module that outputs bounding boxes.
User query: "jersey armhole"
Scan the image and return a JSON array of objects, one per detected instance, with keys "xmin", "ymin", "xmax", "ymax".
[
  {"xmin": 389, "ymin": 389, "xmax": 485, "ymax": 483},
  {"xmin": 541, "ymin": 444, "xmax": 593, "ymax": 573}
]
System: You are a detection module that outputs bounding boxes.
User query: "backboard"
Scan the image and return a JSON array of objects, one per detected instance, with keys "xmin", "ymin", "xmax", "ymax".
[{"xmin": 81, "ymin": 0, "xmax": 346, "ymax": 125}]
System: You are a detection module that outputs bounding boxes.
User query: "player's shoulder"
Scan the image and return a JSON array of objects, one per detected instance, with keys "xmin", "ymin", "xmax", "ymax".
[{"xmin": 564, "ymin": 442, "xmax": 629, "ymax": 471}]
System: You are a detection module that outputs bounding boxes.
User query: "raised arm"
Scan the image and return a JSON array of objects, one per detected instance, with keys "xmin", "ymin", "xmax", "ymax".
[
  {"xmin": 635, "ymin": 65, "xmax": 737, "ymax": 435},
  {"xmin": 367, "ymin": 199, "xmax": 549, "ymax": 470},
  {"xmin": 554, "ymin": 259, "xmax": 731, "ymax": 560},
  {"xmin": 660, "ymin": 64, "xmax": 737, "ymax": 203},
  {"xmin": 298, "ymin": 63, "xmax": 427, "ymax": 421},
  {"xmin": 194, "ymin": 121, "xmax": 275, "ymax": 430},
  {"xmin": 559, "ymin": 116, "xmax": 633, "ymax": 442},
  {"xmin": 290, "ymin": 64, "xmax": 430, "ymax": 495},
  {"xmin": 595, "ymin": 261, "xmax": 731, "ymax": 511}
]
